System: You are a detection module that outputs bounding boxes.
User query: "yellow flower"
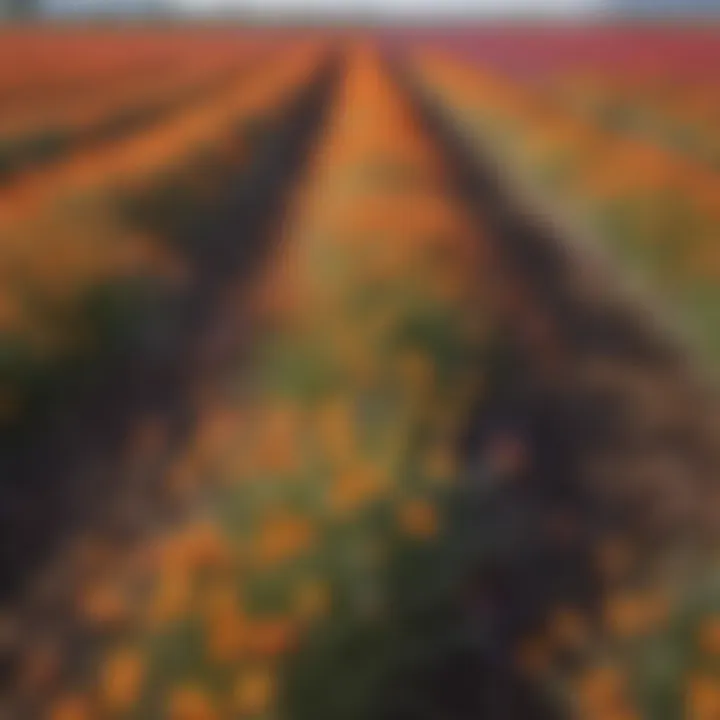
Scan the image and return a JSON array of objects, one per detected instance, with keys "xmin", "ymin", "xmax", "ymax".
[
  {"xmin": 398, "ymin": 499, "xmax": 439, "ymax": 539},
  {"xmin": 167, "ymin": 686, "xmax": 218, "ymax": 720},
  {"xmin": 99, "ymin": 648, "xmax": 145, "ymax": 712},
  {"xmin": 233, "ymin": 667, "xmax": 276, "ymax": 716}
]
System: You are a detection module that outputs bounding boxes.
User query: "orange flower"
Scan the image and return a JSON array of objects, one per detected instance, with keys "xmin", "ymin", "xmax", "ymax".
[
  {"xmin": 254, "ymin": 404, "xmax": 302, "ymax": 474},
  {"xmin": 245, "ymin": 617, "xmax": 297, "ymax": 659},
  {"xmin": 167, "ymin": 686, "xmax": 218, "ymax": 720},
  {"xmin": 203, "ymin": 595, "xmax": 247, "ymax": 664},
  {"xmin": 576, "ymin": 665, "xmax": 627, "ymax": 716},
  {"xmin": 49, "ymin": 694, "xmax": 91, "ymax": 720},
  {"xmin": 99, "ymin": 648, "xmax": 145, "ymax": 712},
  {"xmin": 328, "ymin": 463, "xmax": 386, "ymax": 517},
  {"xmin": 77, "ymin": 579, "xmax": 128, "ymax": 627},
  {"xmin": 698, "ymin": 616, "xmax": 720, "ymax": 656},
  {"xmin": 253, "ymin": 513, "xmax": 316, "ymax": 567},
  {"xmin": 603, "ymin": 590, "xmax": 669, "ymax": 639},
  {"xmin": 233, "ymin": 667, "xmax": 276, "ymax": 716},
  {"xmin": 185, "ymin": 522, "xmax": 235, "ymax": 571},
  {"xmin": 157, "ymin": 522, "xmax": 233, "ymax": 574},
  {"xmin": 314, "ymin": 397, "xmax": 356, "ymax": 468},
  {"xmin": 686, "ymin": 674, "xmax": 720, "ymax": 719},
  {"xmin": 398, "ymin": 499, "xmax": 439, "ymax": 539},
  {"xmin": 146, "ymin": 566, "xmax": 192, "ymax": 627}
]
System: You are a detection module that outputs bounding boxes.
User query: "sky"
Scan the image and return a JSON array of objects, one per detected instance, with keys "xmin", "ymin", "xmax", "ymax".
[
  {"xmin": 41, "ymin": 0, "xmax": 720, "ymax": 18},
  {"xmin": 173, "ymin": 0, "xmax": 601, "ymax": 15},
  {"xmin": 44, "ymin": 0, "xmax": 607, "ymax": 17}
]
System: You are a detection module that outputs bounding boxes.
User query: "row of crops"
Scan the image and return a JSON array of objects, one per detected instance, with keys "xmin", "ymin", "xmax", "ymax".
[
  {"xmin": 402, "ymin": 35, "xmax": 720, "ymax": 720},
  {"xmin": 0, "ymin": 28, "xmax": 718, "ymax": 720},
  {"xmin": 407, "ymin": 39, "xmax": 720, "ymax": 363},
  {"xmin": 0, "ymin": 34, "xmax": 335, "ymax": 613},
  {"xmin": 0, "ymin": 37, "xmax": 327, "ymax": 428}
]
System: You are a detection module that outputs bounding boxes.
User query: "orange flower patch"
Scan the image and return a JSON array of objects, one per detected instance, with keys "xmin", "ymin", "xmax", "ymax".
[
  {"xmin": 328, "ymin": 463, "xmax": 388, "ymax": 517},
  {"xmin": 698, "ymin": 616, "xmax": 720, "ymax": 656},
  {"xmin": 48, "ymin": 694, "xmax": 92, "ymax": 720},
  {"xmin": 255, "ymin": 404, "xmax": 304, "ymax": 475},
  {"xmin": 603, "ymin": 589, "xmax": 670, "ymax": 640},
  {"xmin": 205, "ymin": 604, "xmax": 247, "ymax": 665},
  {"xmin": 687, "ymin": 674, "xmax": 720, "ymax": 719},
  {"xmin": 167, "ymin": 685, "xmax": 218, "ymax": 720},
  {"xmin": 314, "ymin": 397, "xmax": 357, "ymax": 469},
  {"xmin": 99, "ymin": 647, "xmax": 145, "ymax": 712},
  {"xmin": 146, "ymin": 566, "xmax": 193, "ymax": 628},
  {"xmin": 192, "ymin": 406, "xmax": 244, "ymax": 466},
  {"xmin": 253, "ymin": 513, "xmax": 316, "ymax": 568},
  {"xmin": 77, "ymin": 579, "xmax": 129, "ymax": 628},
  {"xmin": 233, "ymin": 667, "xmax": 276, "ymax": 716},
  {"xmin": 155, "ymin": 521, "xmax": 234, "ymax": 575},
  {"xmin": 245, "ymin": 616, "xmax": 298, "ymax": 659},
  {"xmin": 397, "ymin": 499, "xmax": 440, "ymax": 540},
  {"xmin": 575, "ymin": 665, "xmax": 629, "ymax": 717}
]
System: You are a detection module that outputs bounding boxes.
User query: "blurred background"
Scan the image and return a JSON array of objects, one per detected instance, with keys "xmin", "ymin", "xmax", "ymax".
[{"xmin": 0, "ymin": 2, "xmax": 718, "ymax": 720}]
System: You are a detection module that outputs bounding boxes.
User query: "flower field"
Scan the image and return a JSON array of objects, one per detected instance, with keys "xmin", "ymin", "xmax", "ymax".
[
  {"xmin": 0, "ymin": 25, "xmax": 718, "ymax": 720},
  {"xmin": 404, "ymin": 27, "xmax": 720, "ymax": 361}
]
